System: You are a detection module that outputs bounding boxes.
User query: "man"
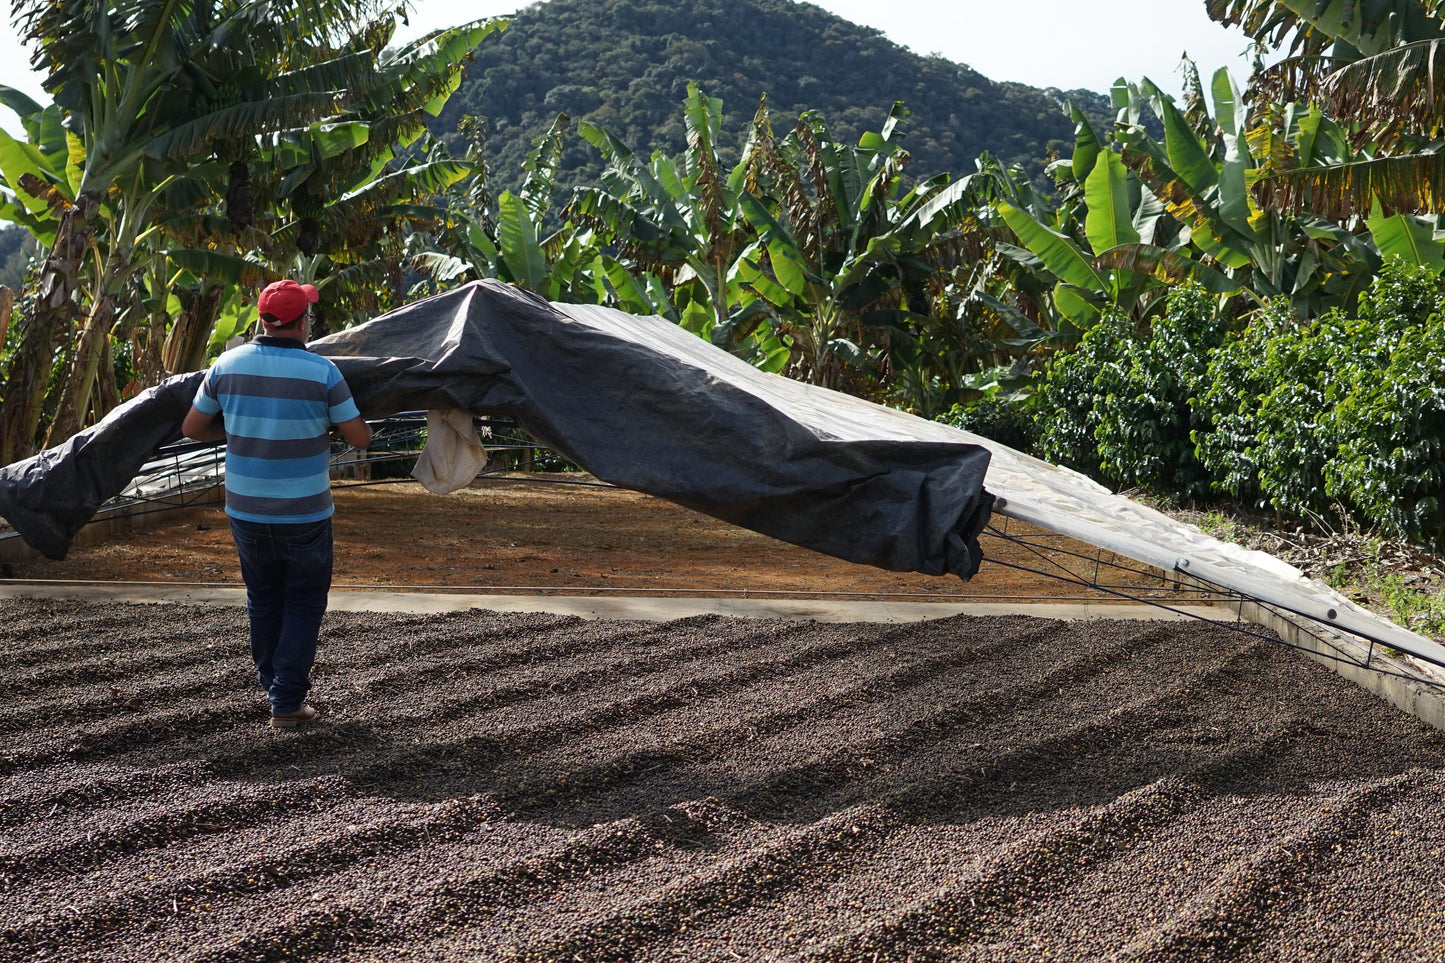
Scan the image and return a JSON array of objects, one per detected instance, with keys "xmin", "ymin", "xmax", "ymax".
[{"xmin": 182, "ymin": 279, "xmax": 372, "ymax": 729}]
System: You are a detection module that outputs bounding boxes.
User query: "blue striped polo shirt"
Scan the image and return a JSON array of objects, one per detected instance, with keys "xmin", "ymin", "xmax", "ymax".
[{"xmin": 192, "ymin": 337, "xmax": 362, "ymax": 523}]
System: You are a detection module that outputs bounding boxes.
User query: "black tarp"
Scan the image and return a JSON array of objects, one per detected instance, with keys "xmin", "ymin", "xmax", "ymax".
[{"xmin": 0, "ymin": 281, "xmax": 993, "ymax": 575}]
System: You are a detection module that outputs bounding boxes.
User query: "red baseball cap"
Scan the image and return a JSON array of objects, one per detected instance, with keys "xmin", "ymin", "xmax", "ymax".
[{"xmin": 257, "ymin": 279, "xmax": 319, "ymax": 325}]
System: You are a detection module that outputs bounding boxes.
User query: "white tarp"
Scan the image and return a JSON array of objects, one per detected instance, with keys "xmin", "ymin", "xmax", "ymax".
[{"xmin": 970, "ymin": 435, "xmax": 1445, "ymax": 671}]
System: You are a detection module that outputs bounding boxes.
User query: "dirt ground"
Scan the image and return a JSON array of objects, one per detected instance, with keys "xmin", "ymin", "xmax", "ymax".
[
  {"xmin": 5, "ymin": 598, "xmax": 1445, "ymax": 962},
  {"xmin": 3, "ymin": 475, "xmax": 1173, "ymax": 603}
]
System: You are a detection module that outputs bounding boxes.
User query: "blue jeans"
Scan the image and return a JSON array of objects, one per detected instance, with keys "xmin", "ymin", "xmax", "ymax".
[{"xmin": 229, "ymin": 517, "xmax": 333, "ymax": 714}]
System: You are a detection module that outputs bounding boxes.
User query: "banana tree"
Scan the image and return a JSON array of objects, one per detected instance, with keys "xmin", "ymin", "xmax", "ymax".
[
  {"xmin": 420, "ymin": 112, "xmax": 640, "ymax": 308},
  {"xmin": 1, "ymin": 6, "xmax": 506, "ymax": 458},
  {"xmin": 0, "ymin": 94, "xmax": 85, "ymax": 463},
  {"xmin": 1204, "ymin": 0, "xmax": 1442, "ymax": 60},
  {"xmin": 1118, "ymin": 72, "xmax": 1381, "ymax": 315},
  {"xmin": 990, "ymin": 94, "xmax": 1240, "ymax": 335},
  {"xmin": 2, "ymin": 0, "xmax": 376, "ymax": 457},
  {"xmin": 734, "ymin": 102, "xmax": 986, "ymax": 391},
  {"xmin": 565, "ymin": 83, "xmax": 762, "ymax": 337},
  {"xmin": 1206, "ymin": 0, "xmax": 1445, "ymax": 218},
  {"xmin": 197, "ymin": 16, "xmax": 505, "ymax": 330},
  {"xmin": 998, "ymin": 71, "xmax": 1375, "ymax": 330}
]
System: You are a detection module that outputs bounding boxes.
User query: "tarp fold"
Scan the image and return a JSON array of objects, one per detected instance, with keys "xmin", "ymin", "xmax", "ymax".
[{"xmin": 0, "ymin": 281, "xmax": 995, "ymax": 577}]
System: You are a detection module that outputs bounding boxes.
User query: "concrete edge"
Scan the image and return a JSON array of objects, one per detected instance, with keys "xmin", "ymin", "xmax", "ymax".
[
  {"xmin": 0, "ymin": 582, "xmax": 1233, "ymax": 624},
  {"xmin": 0, "ymin": 490, "xmax": 225, "ymax": 565},
  {"xmin": 1164, "ymin": 567, "xmax": 1445, "ymax": 732},
  {"xmin": 1232, "ymin": 593, "xmax": 1445, "ymax": 731}
]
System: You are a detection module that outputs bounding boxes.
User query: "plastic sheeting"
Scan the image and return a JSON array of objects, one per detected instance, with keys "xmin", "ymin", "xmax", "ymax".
[
  {"xmin": 0, "ymin": 281, "xmax": 995, "ymax": 577},
  {"xmin": 975, "ymin": 437, "xmax": 1445, "ymax": 669}
]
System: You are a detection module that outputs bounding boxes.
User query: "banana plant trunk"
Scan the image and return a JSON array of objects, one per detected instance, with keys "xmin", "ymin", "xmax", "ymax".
[
  {"xmin": 808, "ymin": 302, "xmax": 842, "ymax": 390},
  {"xmin": 96, "ymin": 336, "xmax": 122, "ymax": 414},
  {"xmin": 161, "ymin": 281, "xmax": 225, "ymax": 376},
  {"xmin": 710, "ymin": 252, "xmax": 729, "ymax": 333},
  {"xmin": 0, "ymin": 196, "xmax": 98, "ymax": 464},
  {"xmin": 0, "ymin": 286, "xmax": 13, "ymax": 351},
  {"xmin": 42, "ymin": 292, "xmax": 116, "ymax": 449},
  {"xmin": 128, "ymin": 315, "xmax": 167, "ymax": 390}
]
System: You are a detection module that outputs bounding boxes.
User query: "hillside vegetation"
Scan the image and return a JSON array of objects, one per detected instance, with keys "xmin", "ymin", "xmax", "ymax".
[
  {"xmin": 433, "ymin": 0, "xmax": 1114, "ymax": 187},
  {"xmin": 0, "ymin": 228, "xmax": 28, "ymax": 293}
]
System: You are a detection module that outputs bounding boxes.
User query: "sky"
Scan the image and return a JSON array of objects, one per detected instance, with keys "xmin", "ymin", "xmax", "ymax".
[{"xmin": 0, "ymin": 0, "xmax": 1259, "ymax": 134}]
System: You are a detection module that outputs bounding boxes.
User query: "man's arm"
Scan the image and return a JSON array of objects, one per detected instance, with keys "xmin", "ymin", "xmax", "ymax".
[
  {"xmin": 181, "ymin": 406, "xmax": 227, "ymax": 443},
  {"xmin": 335, "ymin": 416, "xmax": 372, "ymax": 449}
]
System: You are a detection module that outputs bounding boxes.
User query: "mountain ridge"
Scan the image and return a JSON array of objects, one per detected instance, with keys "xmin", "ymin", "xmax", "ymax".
[{"xmin": 430, "ymin": 0, "xmax": 1114, "ymax": 189}]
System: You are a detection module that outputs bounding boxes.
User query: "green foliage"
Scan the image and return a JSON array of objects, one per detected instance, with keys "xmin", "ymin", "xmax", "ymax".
[
  {"xmin": 530, "ymin": 446, "xmax": 582, "ymax": 473},
  {"xmin": 1250, "ymin": 314, "xmax": 1361, "ymax": 518},
  {"xmin": 1035, "ymin": 309, "xmax": 1138, "ymax": 474},
  {"xmin": 1034, "ymin": 283, "xmax": 1226, "ymax": 498},
  {"xmin": 1319, "ymin": 532, "xmax": 1445, "ymax": 640},
  {"xmin": 565, "ymin": 82, "xmax": 752, "ymax": 329},
  {"xmin": 1377, "ymin": 573, "xmax": 1445, "ymax": 640},
  {"xmin": 1327, "ymin": 267, "xmax": 1445, "ymax": 547},
  {"xmin": 0, "ymin": 4, "xmax": 501, "ymax": 459},
  {"xmin": 433, "ymin": 0, "xmax": 1108, "ymax": 194},
  {"xmin": 1207, "ymin": 0, "xmax": 1445, "ymax": 218},
  {"xmin": 732, "ymin": 100, "xmax": 983, "ymax": 391},
  {"xmin": 1194, "ymin": 260, "xmax": 1445, "ymax": 538},
  {"xmin": 1195, "ymin": 300, "xmax": 1289, "ymax": 505},
  {"xmin": 1351, "ymin": 252, "xmax": 1444, "ymax": 347},
  {"xmin": 937, "ymin": 396, "xmax": 1038, "ymax": 454},
  {"xmin": 1094, "ymin": 283, "xmax": 1226, "ymax": 500},
  {"xmin": 1194, "ymin": 300, "xmax": 1363, "ymax": 516}
]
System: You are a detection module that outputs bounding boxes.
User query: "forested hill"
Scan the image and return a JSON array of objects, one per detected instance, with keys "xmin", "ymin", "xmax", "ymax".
[{"xmin": 432, "ymin": 0, "xmax": 1114, "ymax": 188}]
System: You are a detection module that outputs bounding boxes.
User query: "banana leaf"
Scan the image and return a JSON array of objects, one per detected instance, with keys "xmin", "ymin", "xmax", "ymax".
[
  {"xmin": 971, "ymin": 290, "xmax": 1054, "ymax": 348},
  {"xmin": 1094, "ymin": 243, "xmax": 1244, "ymax": 294},
  {"xmin": 902, "ymin": 176, "xmax": 978, "ymax": 233},
  {"xmin": 0, "ymin": 85, "xmax": 43, "ymax": 130},
  {"xmin": 0, "ymin": 197, "xmax": 55, "ymax": 246},
  {"xmin": 1053, "ymin": 283, "xmax": 1101, "ymax": 326},
  {"xmin": 206, "ymin": 292, "xmax": 259, "ymax": 358},
  {"xmin": 520, "ymin": 113, "xmax": 569, "ymax": 222},
  {"xmin": 568, "ymin": 187, "xmax": 671, "ymax": 250},
  {"xmin": 141, "ymin": 94, "xmax": 345, "ymax": 164},
  {"xmin": 736, "ymin": 253, "xmax": 798, "ymax": 308},
  {"xmin": 0, "ymin": 129, "xmax": 65, "ymax": 219},
  {"xmin": 683, "ymin": 81, "xmax": 724, "ymax": 171},
  {"xmin": 1132, "ymin": 185, "xmax": 1167, "ymax": 244},
  {"xmin": 795, "ymin": 110, "xmax": 860, "ymax": 236},
  {"xmin": 163, "ymin": 248, "xmax": 269, "ymax": 285},
  {"xmin": 1146, "ymin": 80, "xmax": 1220, "ymax": 196},
  {"xmin": 496, "ymin": 191, "xmax": 547, "ymax": 292},
  {"xmin": 1211, "ymin": 68, "xmax": 1255, "ymax": 237},
  {"xmin": 1069, "ymin": 102, "xmax": 1104, "ymax": 184},
  {"xmin": 1083, "ymin": 151, "xmax": 1141, "ymax": 253},
  {"xmin": 766, "ymin": 239, "xmax": 811, "ymax": 297},
  {"xmin": 997, "ymin": 202, "xmax": 1105, "ymax": 291},
  {"xmin": 342, "ymin": 159, "xmax": 472, "ymax": 201},
  {"xmin": 1367, "ymin": 206, "xmax": 1445, "ymax": 272},
  {"xmin": 410, "ymin": 252, "xmax": 474, "ymax": 285},
  {"xmin": 576, "ymin": 121, "xmax": 692, "ymax": 235}
]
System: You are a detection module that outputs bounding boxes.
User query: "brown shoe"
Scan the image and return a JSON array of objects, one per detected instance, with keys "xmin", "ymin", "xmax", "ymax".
[{"xmin": 269, "ymin": 704, "xmax": 319, "ymax": 729}]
